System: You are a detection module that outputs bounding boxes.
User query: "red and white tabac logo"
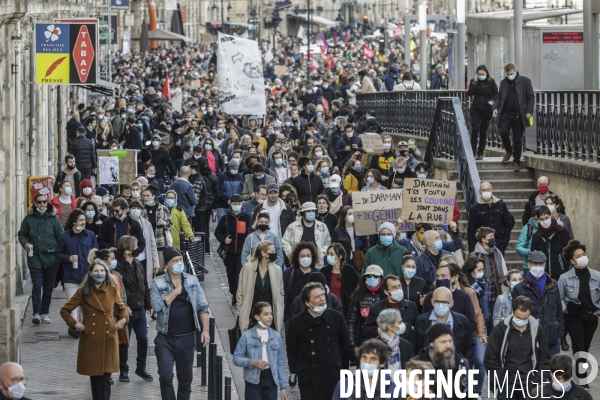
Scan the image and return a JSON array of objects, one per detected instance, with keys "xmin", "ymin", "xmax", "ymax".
[{"xmin": 73, "ymin": 25, "xmax": 95, "ymax": 83}]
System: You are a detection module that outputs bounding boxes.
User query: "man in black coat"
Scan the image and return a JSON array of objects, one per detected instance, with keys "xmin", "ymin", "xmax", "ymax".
[
  {"xmin": 121, "ymin": 116, "xmax": 143, "ymax": 150},
  {"xmin": 66, "ymin": 110, "xmax": 83, "ymax": 152},
  {"xmin": 412, "ymin": 323, "xmax": 472, "ymax": 400},
  {"xmin": 287, "ymin": 282, "xmax": 350, "ymax": 400},
  {"xmin": 413, "ymin": 287, "xmax": 475, "ymax": 366},
  {"xmin": 70, "ymin": 127, "xmax": 97, "ymax": 179},
  {"xmin": 361, "ymin": 275, "xmax": 418, "ymax": 346},
  {"xmin": 148, "ymin": 133, "xmax": 177, "ymax": 187},
  {"xmin": 492, "ymin": 62, "xmax": 535, "ymax": 171},
  {"xmin": 467, "ymin": 181, "xmax": 514, "ymax": 254},
  {"xmin": 356, "ymin": 110, "xmax": 383, "ymax": 134},
  {"xmin": 484, "ymin": 295, "xmax": 550, "ymax": 399},
  {"xmin": 97, "ymin": 198, "xmax": 146, "ymax": 257}
]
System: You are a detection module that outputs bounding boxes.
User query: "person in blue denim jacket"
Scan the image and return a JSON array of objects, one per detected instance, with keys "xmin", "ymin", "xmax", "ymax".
[
  {"xmin": 233, "ymin": 302, "xmax": 288, "ymax": 400},
  {"xmin": 150, "ymin": 247, "xmax": 210, "ymax": 400}
]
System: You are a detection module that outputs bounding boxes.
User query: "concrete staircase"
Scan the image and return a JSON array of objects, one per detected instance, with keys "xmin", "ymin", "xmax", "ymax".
[{"xmin": 449, "ymin": 157, "xmax": 536, "ymax": 271}]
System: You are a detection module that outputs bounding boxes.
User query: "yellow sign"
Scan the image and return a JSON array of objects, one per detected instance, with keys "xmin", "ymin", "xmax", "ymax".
[{"xmin": 35, "ymin": 53, "xmax": 70, "ymax": 84}]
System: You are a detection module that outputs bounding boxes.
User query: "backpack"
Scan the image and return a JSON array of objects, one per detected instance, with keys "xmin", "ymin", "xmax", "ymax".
[{"xmin": 402, "ymin": 82, "xmax": 415, "ymax": 91}]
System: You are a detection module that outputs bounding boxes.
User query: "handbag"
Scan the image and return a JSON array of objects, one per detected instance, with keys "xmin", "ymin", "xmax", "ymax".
[
  {"xmin": 352, "ymin": 250, "xmax": 365, "ymax": 271},
  {"xmin": 217, "ymin": 243, "xmax": 228, "ymax": 260},
  {"xmin": 228, "ymin": 318, "xmax": 242, "ymax": 355}
]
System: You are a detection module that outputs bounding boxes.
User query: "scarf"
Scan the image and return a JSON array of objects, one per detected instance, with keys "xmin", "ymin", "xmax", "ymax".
[
  {"xmin": 537, "ymin": 218, "xmax": 564, "ymax": 239},
  {"xmin": 410, "ymin": 233, "xmax": 426, "ymax": 255},
  {"xmin": 366, "ymin": 282, "xmax": 382, "ymax": 296},
  {"xmin": 349, "ymin": 169, "xmax": 366, "ymax": 190},
  {"xmin": 467, "ymin": 275, "xmax": 486, "ymax": 298},
  {"xmin": 329, "ymin": 192, "xmax": 345, "ymax": 215},
  {"xmin": 379, "ymin": 332, "xmax": 401, "ymax": 372},
  {"xmin": 474, "ymin": 242, "xmax": 507, "ymax": 301},
  {"xmin": 528, "ymin": 271, "xmax": 547, "ymax": 300}
]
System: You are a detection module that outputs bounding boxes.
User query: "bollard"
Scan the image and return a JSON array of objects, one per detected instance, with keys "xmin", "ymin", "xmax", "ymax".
[
  {"xmin": 209, "ymin": 343, "xmax": 217, "ymax": 400},
  {"xmin": 216, "ymin": 355, "xmax": 223, "ymax": 400},
  {"xmin": 200, "ymin": 341, "xmax": 207, "ymax": 386},
  {"xmin": 224, "ymin": 376, "xmax": 231, "ymax": 400},
  {"xmin": 209, "ymin": 317, "xmax": 215, "ymax": 344}
]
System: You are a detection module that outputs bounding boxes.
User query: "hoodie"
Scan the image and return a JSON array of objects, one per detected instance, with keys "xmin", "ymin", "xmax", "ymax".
[
  {"xmin": 79, "ymin": 179, "xmax": 94, "ymax": 200},
  {"xmin": 363, "ymin": 241, "xmax": 409, "ymax": 277}
]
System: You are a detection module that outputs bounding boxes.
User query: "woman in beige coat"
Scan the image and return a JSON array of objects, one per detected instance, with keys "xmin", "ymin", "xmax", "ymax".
[{"xmin": 236, "ymin": 240, "xmax": 285, "ymax": 333}]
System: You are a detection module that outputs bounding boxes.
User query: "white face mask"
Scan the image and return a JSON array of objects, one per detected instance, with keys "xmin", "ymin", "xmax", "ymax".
[
  {"xmin": 299, "ymin": 257, "xmax": 312, "ymax": 268},
  {"xmin": 82, "ymin": 187, "xmax": 92, "ymax": 196},
  {"xmin": 547, "ymin": 205, "xmax": 556, "ymax": 214},
  {"xmin": 539, "ymin": 219, "xmax": 552, "ymax": 229},
  {"xmin": 347, "ymin": 215, "xmax": 354, "ymax": 224},
  {"xmin": 388, "ymin": 288, "xmax": 404, "ymax": 302},
  {"xmin": 481, "ymin": 192, "xmax": 492, "ymax": 201},
  {"xmin": 576, "ymin": 256, "xmax": 589, "ymax": 268},
  {"xmin": 529, "ymin": 266, "xmax": 545, "ymax": 279}
]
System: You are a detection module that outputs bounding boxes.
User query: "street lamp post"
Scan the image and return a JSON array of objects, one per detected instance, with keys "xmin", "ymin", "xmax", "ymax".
[
  {"xmin": 419, "ymin": 1, "xmax": 427, "ymax": 90},
  {"xmin": 295, "ymin": 3, "xmax": 314, "ymax": 78},
  {"xmin": 221, "ymin": 0, "xmax": 224, "ymax": 32},
  {"xmin": 455, "ymin": 0, "xmax": 465, "ymax": 89}
]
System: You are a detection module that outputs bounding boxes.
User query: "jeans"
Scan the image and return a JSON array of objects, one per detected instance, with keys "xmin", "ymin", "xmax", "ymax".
[
  {"xmin": 470, "ymin": 109, "xmax": 492, "ymax": 156},
  {"xmin": 30, "ymin": 262, "xmax": 59, "ymax": 315},
  {"xmin": 119, "ymin": 308, "xmax": 148, "ymax": 373},
  {"xmin": 89, "ymin": 373, "xmax": 111, "ymax": 400},
  {"xmin": 499, "ymin": 111, "xmax": 525, "ymax": 164},
  {"xmin": 473, "ymin": 338, "xmax": 486, "ymax": 394},
  {"xmin": 155, "ymin": 332, "xmax": 196, "ymax": 400},
  {"xmin": 548, "ymin": 339, "xmax": 561, "ymax": 357},
  {"xmin": 245, "ymin": 369, "xmax": 278, "ymax": 400},
  {"xmin": 172, "ymin": 158, "xmax": 185, "ymax": 175},
  {"xmin": 487, "ymin": 300, "xmax": 496, "ymax": 336},
  {"xmin": 217, "ymin": 208, "xmax": 228, "ymax": 220},
  {"xmin": 64, "ymin": 282, "xmax": 82, "ymax": 321},
  {"xmin": 80, "ymin": 168, "xmax": 92, "ymax": 180},
  {"xmin": 565, "ymin": 312, "xmax": 599, "ymax": 381}
]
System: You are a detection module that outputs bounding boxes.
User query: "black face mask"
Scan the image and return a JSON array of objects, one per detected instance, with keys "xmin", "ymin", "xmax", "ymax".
[
  {"xmin": 258, "ymin": 224, "xmax": 269, "ymax": 232},
  {"xmin": 267, "ymin": 252, "xmax": 277, "ymax": 262},
  {"xmin": 399, "ymin": 150, "xmax": 408, "ymax": 157}
]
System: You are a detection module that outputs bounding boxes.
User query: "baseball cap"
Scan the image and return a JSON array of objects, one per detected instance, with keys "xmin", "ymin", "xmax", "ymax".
[{"xmin": 329, "ymin": 174, "xmax": 342, "ymax": 188}]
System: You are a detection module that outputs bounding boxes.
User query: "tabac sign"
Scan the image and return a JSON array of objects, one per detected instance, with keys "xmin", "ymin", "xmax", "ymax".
[{"xmin": 35, "ymin": 19, "xmax": 98, "ymax": 85}]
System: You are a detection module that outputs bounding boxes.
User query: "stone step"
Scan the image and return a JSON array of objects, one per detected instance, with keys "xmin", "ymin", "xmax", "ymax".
[
  {"xmin": 479, "ymin": 179, "xmax": 536, "ymax": 190},
  {"xmin": 456, "ymin": 188, "xmax": 536, "ymax": 201},
  {"xmin": 475, "ymin": 157, "xmax": 525, "ymax": 170},
  {"xmin": 458, "ymin": 199, "xmax": 528, "ymax": 213},
  {"xmin": 506, "ymin": 259, "xmax": 525, "ymax": 271},
  {"xmin": 457, "ymin": 219, "xmax": 524, "ymax": 233},
  {"xmin": 447, "ymin": 169, "xmax": 534, "ymax": 181}
]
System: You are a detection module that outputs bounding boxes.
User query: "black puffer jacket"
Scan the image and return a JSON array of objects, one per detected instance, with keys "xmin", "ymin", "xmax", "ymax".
[
  {"xmin": 291, "ymin": 170, "xmax": 325, "ymax": 204},
  {"xmin": 149, "ymin": 145, "xmax": 176, "ymax": 179},
  {"xmin": 199, "ymin": 167, "xmax": 219, "ymax": 208},
  {"xmin": 356, "ymin": 117, "xmax": 383, "ymax": 134},
  {"xmin": 347, "ymin": 290, "xmax": 386, "ymax": 346},
  {"xmin": 70, "ymin": 136, "xmax": 97, "ymax": 170},
  {"xmin": 467, "ymin": 78, "xmax": 499, "ymax": 112}
]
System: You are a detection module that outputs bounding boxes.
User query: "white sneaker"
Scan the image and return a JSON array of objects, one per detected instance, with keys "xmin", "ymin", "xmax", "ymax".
[
  {"xmin": 41, "ymin": 314, "xmax": 51, "ymax": 324},
  {"xmin": 32, "ymin": 314, "xmax": 41, "ymax": 325}
]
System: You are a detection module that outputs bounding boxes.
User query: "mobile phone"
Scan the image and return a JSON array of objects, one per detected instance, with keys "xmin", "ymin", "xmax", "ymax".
[{"xmin": 529, "ymin": 117, "xmax": 534, "ymax": 126}]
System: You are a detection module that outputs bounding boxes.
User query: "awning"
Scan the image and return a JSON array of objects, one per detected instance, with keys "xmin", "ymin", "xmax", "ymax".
[
  {"xmin": 131, "ymin": 28, "xmax": 192, "ymax": 42},
  {"xmin": 288, "ymin": 14, "xmax": 336, "ymax": 29},
  {"xmin": 224, "ymin": 21, "xmax": 257, "ymax": 30},
  {"xmin": 81, "ymin": 79, "xmax": 119, "ymax": 96}
]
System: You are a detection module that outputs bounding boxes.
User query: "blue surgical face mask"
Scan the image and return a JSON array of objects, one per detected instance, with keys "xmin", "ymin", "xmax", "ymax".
[
  {"xmin": 366, "ymin": 277, "xmax": 380, "ymax": 288},
  {"xmin": 130, "ymin": 209, "xmax": 142, "ymax": 219},
  {"xmin": 331, "ymin": 186, "xmax": 340, "ymax": 193},
  {"xmin": 475, "ymin": 272, "xmax": 484, "ymax": 280},
  {"xmin": 417, "ymin": 174, "xmax": 428, "ymax": 179},
  {"xmin": 399, "ymin": 232, "xmax": 407, "ymax": 240},
  {"xmin": 507, "ymin": 73, "xmax": 516, "ymax": 81},
  {"xmin": 510, "ymin": 281, "xmax": 519, "ymax": 289},
  {"xmin": 64, "ymin": 187, "xmax": 73, "ymax": 195},
  {"xmin": 85, "ymin": 211, "xmax": 96, "ymax": 219},
  {"xmin": 355, "ymin": 165, "xmax": 363, "ymax": 173},
  {"xmin": 403, "ymin": 268, "xmax": 416, "ymax": 279},
  {"xmin": 229, "ymin": 169, "xmax": 238, "ymax": 175},
  {"xmin": 275, "ymin": 158, "xmax": 283, "ymax": 166},
  {"xmin": 326, "ymin": 255, "xmax": 337, "ymax": 265},
  {"xmin": 231, "ymin": 205, "xmax": 242, "ymax": 213},
  {"xmin": 433, "ymin": 240, "xmax": 443, "ymax": 251},
  {"xmin": 307, "ymin": 165, "xmax": 315, "ymax": 173},
  {"xmin": 172, "ymin": 261, "xmax": 185, "ymax": 274},
  {"xmin": 304, "ymin": 212, "xmax": 316, "ymax": 222},
  {"xmin": 380, "ymin": 235, "xmax": 393, "ymax": 247},
  {"xmin": 165, "ymin": 199, "xmax": 176, "ymax": 207},
  {"xmin": 478, "ymin": 75, "xmax": 486, "ymax": 81},
  {"xmin": 91, "ymin": 273, "xmax": 106, "ymax": 284},
  {"xmin": 433, "ymin": 303, "xmax": 450, "ymax": 317},
  {"xmin": 321, "ymin": 166, "xmax": 329, "ymax": 174},
  {"xmin": 512, "ymin": 316, "xmax": 529, "ymax": 327},
  {"xmin": 360, "ymin": 362, "xmax": 379, "ymax": 377},
  {"xmin": 552, "ymin": 380, "xmax": 571, "ymax": 393},
  {"xmin": 145, "ymin": 199, "xmax": 155, "ymax": 207},
  {"xmin": 282, "ymin": 146, "xmax": 290, "ymax": 151},
  {"xmin": 109, "ymin": 259, "xmax": 118, "ymax": 270},
  {"xmin": 75, "ymin": 225, "xmax": 85, "ymax": 231}
]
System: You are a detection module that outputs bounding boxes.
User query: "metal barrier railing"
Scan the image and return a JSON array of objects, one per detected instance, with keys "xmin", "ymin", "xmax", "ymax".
[
  {"xmin": 424, "ymin": 97, "xmax": 481, "ymax": 216},
  {"xmin": 357, "ymin": 90, "xmax": 600, "ymax": 163}
]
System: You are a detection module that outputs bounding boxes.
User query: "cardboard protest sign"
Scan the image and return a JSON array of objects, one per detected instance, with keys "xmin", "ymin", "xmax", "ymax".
[
  {"xmin": 190, "ymin": 79, "xmax": 201, "ymax": 89},
  {"xmin": 97, "ymin": 149, "xmax": 138, "ymax": 186},
  {"xmin": 274, "ymin": 65, "xmax": 287, "ymax": 77},
  {"xmin": 403, "ymin": 178, "xmax": 457, "ymax": 224},
  {"xmin": 360, "ymin": 132, "xmax": 384, "ymax": 155},
  {"xmin": 202, "ymin": 33, "xmax": 212, "ymax": 43},
  {"xmin": 352, "ymin": 189, "xmax": 413, "ymax": 235}
]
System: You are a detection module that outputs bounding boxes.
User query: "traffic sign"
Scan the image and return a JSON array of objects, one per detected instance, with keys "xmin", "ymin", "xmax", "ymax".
[{"xmin": 35, "ymin": 20, "xmax": 98, "ymax": 85}]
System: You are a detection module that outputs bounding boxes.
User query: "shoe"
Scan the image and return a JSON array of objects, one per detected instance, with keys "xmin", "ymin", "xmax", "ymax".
[
  {"xmin": 288, "ymin": 373, "xmax": 298, "ymax": 388},
  {"xmin": 32, "ymin": 314, "xmax": 41, "ymax": 325},
  {"xmin": 109, "ymin": 377, "xmax": 114, "ymax": 385},
  {"xmin": 476, "ymin": 155, "xmax": 483, "ymax": 160},
  {"xmin": 41, "ymin": 314, "xmax": 51, "ymax": 324},
  {"xmin": 502, "ymin": 151, "xmax": 512, "ymax": 163},
  {"xmin": 135, "ymin": 369, "xmax": 154, "ymax": 382},
  {"xmin": 513, "ymin": 162, "xmax": 520, "ymax": 171},
  {"xmin": 67, "ymin": 327, "xmax": 80, "ymax": 339},
  {"xmin": 581, "ymin": 383, "xmax": 590, "ymax": 389},
  {"xmin": 119, "ymin": 373, "xmax": 130, "ymax": 383},
  {"xmin": 561, "ymin": 340, "xmax": 569, "ymax": 351}
]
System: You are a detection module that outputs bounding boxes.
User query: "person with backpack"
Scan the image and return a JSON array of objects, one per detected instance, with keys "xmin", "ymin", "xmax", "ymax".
[
  {"xmin": 356, "ymin": 110, "xmax": 383, "ymax": 134},
  {"xmin": 467, "ymin": 182, "xmax": 515, "ymax": 254},
  {"xmin": 393, "ymin": 72, "xmax": 421, "ymax": 91}
]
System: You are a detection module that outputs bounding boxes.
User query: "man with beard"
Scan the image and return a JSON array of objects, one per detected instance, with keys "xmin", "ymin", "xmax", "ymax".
[
  {"xmin": 484, "ymin": 295, "xmax": 550, "ymax": 400},
  {"xmin": 413, "ymin": 287, "xmax": 475, "ymax": 367},
  {"xmin": 412, "ymin": 323, "xmax": 471, "ymax": 399}
]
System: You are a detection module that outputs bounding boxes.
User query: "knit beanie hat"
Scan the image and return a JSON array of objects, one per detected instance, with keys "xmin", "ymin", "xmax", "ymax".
[
  {"xmin": 379, "ymin": 222, "xmax": 396, "ymax": 235},
  {"xmin": 426, "ymin": 323, "xmax": 453, "ymax": 344},
  {"xmin": 163, "ymin": 247, "xmax": 182, "ymax": 266}
]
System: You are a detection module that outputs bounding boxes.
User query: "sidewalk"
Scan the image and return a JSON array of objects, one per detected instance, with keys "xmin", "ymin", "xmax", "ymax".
[{"xmin": 19, "ymin": 255, "xmax": 240, "ymax": 400}]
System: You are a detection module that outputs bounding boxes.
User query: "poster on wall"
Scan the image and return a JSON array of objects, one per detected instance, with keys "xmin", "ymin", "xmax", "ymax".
[
  {"xmin": 122, "ymin": 29, "xmax": 131, "ymax": 54},
  {"xmin": 110, "ymin": 0, "xmax": 130, "ymax": 11},
  {"xmin": 165, "ymin": 0, "xmax": 178, "ymax": 10},
  {"xmin": 27, "ymin": 176, "xmax": 56, "ymax": 206}
]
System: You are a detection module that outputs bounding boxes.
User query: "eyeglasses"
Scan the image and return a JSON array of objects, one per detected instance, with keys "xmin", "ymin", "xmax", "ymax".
[
  {"xmin": 35, "ymin": 200, "xmax": 47, "ymax": 204},
  {"xmin": 364, "ymin": 275, "xmax": 379, "ymax": 279}
]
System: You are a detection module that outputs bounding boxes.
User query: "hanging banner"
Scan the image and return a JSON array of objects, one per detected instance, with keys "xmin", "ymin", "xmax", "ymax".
[
  {"xmin": 98, "ymin": 15, "xmax": 118, "ymax": 45},
  {"xmin": 352, "ymin": 189, "xmax": 410, "ymax": 236},
  {"xmin": 35, "ymin": 21, "xmax": 98, "ymax": 85},
  {"xmin": 122, "ymin": 29, "xmax": 131, "ymax": 54},
  {"xmin": 403, "ymin": 178, "xmax": 457, "ymax": 223},
  {"xmin": 111, "ymin": 0, "xmax": 130, "ymax": 11},
  {"xmin": 217, "ymin": 32, "xmax": 267, "ymax": 116},
  {"xmin": 363, "ymin": 44, "xmax": 375, "ymax": 59},
  {"xmin": 165, "ymin": 0, "xmax": 178, "ymax": 11}
]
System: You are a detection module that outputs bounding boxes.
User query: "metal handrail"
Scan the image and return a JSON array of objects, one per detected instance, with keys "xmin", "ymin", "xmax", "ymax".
[
  {"xmin": 424, "ymin": 97, "xmax": 481, "ymax": 216},
  {"xmin": 357, "ymin": 90, "xmax": 600, "ymax": 163}
]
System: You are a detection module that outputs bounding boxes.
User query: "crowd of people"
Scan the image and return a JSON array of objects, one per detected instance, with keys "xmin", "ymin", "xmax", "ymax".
[{"xmin": 7, "ymin": 30, "xmax": 595, "ymax": 400}]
